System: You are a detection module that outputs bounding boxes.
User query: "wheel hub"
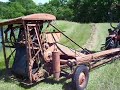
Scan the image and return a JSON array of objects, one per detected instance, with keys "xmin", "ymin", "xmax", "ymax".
[{"xmin": 79, "ymin": 72, "xmax": 86, "ymax": 87}]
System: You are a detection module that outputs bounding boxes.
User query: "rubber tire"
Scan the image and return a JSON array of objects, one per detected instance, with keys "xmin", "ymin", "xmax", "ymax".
[
  {"xmin": 72, "ymin": 65, "xmax": 89, "ymax": 90},
  {"xmin": 105, "ymin": 37, "xmax": 116, "ymax": 50}
]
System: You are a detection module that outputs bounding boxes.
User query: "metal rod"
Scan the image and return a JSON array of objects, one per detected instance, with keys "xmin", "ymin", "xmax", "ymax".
[
  {"xmin": 50, "ymin": 24, "xmax": 90, "ymax": 53},
  {"xmin": 32, "ymin": 48, "xmax": 41, "ymax": 60},
  {"xmin": 35, "ymin": 23, "xmax": 44, "ymax": 55},
  {"xmin": 1, "ymin": 26, "xmax": 8, "ymax": 70},
  {"xmin": 34, "ymin": 26, "xmax": 41, "ymax": 49},
  {"xmin": 23, "ymin": 21, "xmax": 33, "ymax": 83},
  {"xmin": 76, "ymin": 48, "xmax": 120, "ymax": 64}
]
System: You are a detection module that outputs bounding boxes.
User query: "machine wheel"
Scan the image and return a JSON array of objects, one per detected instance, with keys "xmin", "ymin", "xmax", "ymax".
[
  {"xmin": 105, "ymin": 37, "xmax": 116, "ymax": 50},
  {"xmin": 72, "ymin": 65, "xmax": 89, "ymax": 90}
]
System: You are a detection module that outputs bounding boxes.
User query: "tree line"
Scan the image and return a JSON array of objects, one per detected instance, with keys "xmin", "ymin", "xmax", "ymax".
[{"xmin": 0, "ymin": 0, "xmax": 120, "ymax": 22}]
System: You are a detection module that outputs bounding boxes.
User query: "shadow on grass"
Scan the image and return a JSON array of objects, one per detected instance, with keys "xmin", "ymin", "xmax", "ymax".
[
  {"xmin": 0, "ymin": 68, "xmax": 17, "ymax": 82},
  {"xmin": 62, "ymin": 82, "xmax": 74, "ymax": 90},
  {"xmin": 19, "ymin": 77, "xmax": 74, "ymax": 90},
  {"xmin": 42, "ymin": 78, "xmax": 74, "ymax": 90},
  {"xmin": 0, "ymin": 69, "xmax": 74, "ymax": 90}
]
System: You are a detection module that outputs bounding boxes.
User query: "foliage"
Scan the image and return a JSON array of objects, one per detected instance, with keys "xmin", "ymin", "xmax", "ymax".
[
  {"xmin": 0, "ymin": 0, "xmax": 120, "ymax": 22},
  {"xmin": 36, "ymin": 0, "xmax": 73, "ymax": 20},
  {"xmin": 68, "ymin": 0, "xmax": 120, "ymax": 22},
  {"xmin": 5, "ymin": 2, "xmax": 25, "ymax": 18}
]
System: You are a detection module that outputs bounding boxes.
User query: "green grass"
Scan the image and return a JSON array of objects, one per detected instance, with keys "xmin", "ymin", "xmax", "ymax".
[
  {"xmin": 0, "ymin": 48, "xmax": 15, "ymax": 69},
  {"xmin": 0, "ymin": 77, "xmax": 69, "ymax": 90},
  {"xmin": 0, "ymin": 21, "xmax": 120, "ymax": 90},
  {"xmin": 86, "ymin": 60, "xmax": 120, "ymax": 90},
  {"xmin": 93, "ymin": 23, "xmax": 118, "ymax": 51},
  {"xmin": 86, "ymin": 23, "xmax": 120, "ymax": 90},
  {"xmin": 0, "ymin": 50, "xmax": 5, "ymax": 69},
  {"xmin": 48, "ymin": 20, "xmax": 92, "ymax": 49},
  {"xmin": 93, "ymin": 23, "xmax": 109, "ymax": 51}
]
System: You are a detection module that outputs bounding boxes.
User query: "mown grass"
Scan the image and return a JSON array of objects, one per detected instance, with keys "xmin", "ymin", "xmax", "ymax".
[
  {"xmin": 86, "ymin": 60, "xmax": 120, "ymax": 90},
  {"xmin": 86, "ymin": 23, "xmax": 120, "ymax": 90},
  {"xmin": 48, "ymin": 20, "xmax": 92, "ymax": 49},
  {"xmin": 0, "ymin": 22, "xmax": 120, "ymax": 90},
  {"xmin": 93, "ymin": 23, "xmax": 118, "ymax": 51}
]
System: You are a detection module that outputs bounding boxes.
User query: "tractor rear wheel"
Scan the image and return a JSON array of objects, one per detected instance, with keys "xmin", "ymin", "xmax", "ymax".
[
  {"xmin": 105, "ymin": 37, "xmax": 116, "ymax": 50},
  {"xmin": 72, "ymin": 65, "xmax": 89, "ymax": 90}
]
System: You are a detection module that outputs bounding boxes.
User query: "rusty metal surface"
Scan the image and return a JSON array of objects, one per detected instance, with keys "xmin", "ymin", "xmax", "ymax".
[
  {"xmin": 45, "ymin": 32, "xmax": 61, "ymax": 43},
  {"xmin": 52, "ymin": 51, "xmax": 60, "ymax": 81},
  {"xmin": 76, "ymin": 48, "xmax": 120, "ymax": 64},
  {"xmin": 0, "ymin": 13, "xmax": 56, "ymax": 26},
  {"xmin": 43, "ymin": 42, "xmax": 85, "ymax": 62},
  {"xmin": 91, "ymin": 54, "xmax": 120, "ymax": 69},
  {"xmin": 23, "ymin": 13, "xmax": 56, "ymax": 21}
]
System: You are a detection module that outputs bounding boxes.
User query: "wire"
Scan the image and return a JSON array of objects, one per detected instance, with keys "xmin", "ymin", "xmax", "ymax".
[{"xmin": 50, "ymin": 23, "xmax": 91, "ymax": 54}]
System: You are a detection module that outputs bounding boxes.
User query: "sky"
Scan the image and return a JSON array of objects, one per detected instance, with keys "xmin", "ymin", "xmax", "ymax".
[{"xmin": 0, "ymin": 0, "xmax": 49, "ymax": 4}]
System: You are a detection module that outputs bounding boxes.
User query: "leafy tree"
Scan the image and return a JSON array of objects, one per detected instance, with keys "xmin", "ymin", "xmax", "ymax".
[
  {"xmin": 37, "ymin": 0, "xmax": 73, "ymax": 20},
  {"xmin": 0, "ymin": 2, "xmax": 8, "ymax": 18},
  {"xmin": 0, "ymin": 0, "xmax": 120, "ymax": 22},
  {"xmin": 4, "ymin": 2, "xmax": 25, "ymax": 18},
  {"xmin": 9, "ymin": 0, "xmax": 37, "ymax": 15},
  {"xmin": 68, "ymin": 0, "xmax": 120, "ymax": 22}
]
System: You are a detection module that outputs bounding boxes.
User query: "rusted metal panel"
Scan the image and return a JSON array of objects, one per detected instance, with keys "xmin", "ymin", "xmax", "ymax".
[
  {"xmin": 0, "ymin": 13, "xmax": 56, "ymax": 26},
  {"xmin": 0, "ymin": 18, "xmax": 22, "ymax": 26},
  {"xmin": 45, "ymin": 32, "xmax": 61, "ymax": 43},
  {"xmin": 43, "ymin": 42, "xmax": 85, "ymax": 62},
  {"xmin": 22, "ymin": 13, "xmax": 56, "ymax": 21}
]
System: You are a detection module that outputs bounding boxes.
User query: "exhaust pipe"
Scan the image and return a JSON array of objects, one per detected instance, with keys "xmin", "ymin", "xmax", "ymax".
[{"xmin": 52, "ymin": 51, "xmax": 60, "ymax": 81}]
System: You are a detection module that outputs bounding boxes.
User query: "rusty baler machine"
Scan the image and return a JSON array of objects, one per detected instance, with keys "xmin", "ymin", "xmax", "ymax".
[{"xmin": 0, "ymin": 13, "xmax": 120, "ymax": 90}]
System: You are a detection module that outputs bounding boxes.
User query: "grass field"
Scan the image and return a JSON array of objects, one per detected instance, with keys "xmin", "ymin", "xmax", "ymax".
[
  {"xmin": 86, "ymin": 23, "xmax": 120, "ymax": 90},
  {"xmin": 49, "ymin": 20, "xmax": 92, "ymax": 49},
  {"xmin": 0, "ymin": 21, "xmax": 120, "ymax": 90},
  {"xmin": 86, "ymin": 60, "xmax": 120, "ymax": 90}
]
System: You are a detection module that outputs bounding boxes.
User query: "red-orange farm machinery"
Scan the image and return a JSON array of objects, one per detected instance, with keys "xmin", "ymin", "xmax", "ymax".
[{"xmin": 0, "ymin": 13, "xmax": 120, "ymax": 90}]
